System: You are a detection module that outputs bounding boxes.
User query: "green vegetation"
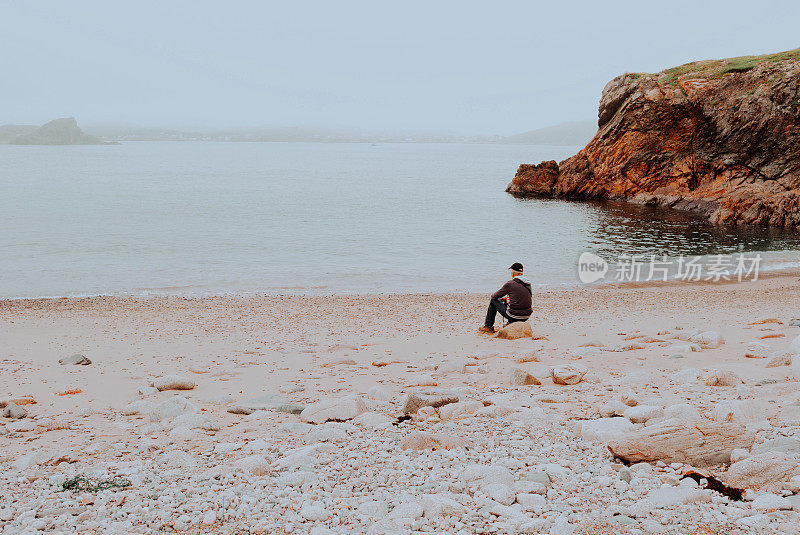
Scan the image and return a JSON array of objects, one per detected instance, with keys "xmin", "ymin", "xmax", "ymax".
[
  {"xmin": 62, "ymin": 475, "xmax": 131, "ymax": 492},
  {"xmin": 634, "ymin": 48, "xmax": 800, "ymax": 86}
]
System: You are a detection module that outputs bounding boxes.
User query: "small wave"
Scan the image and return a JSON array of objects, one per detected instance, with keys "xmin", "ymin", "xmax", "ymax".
[{"xmin": 2, "ymin": 249, "xmax": 799, "ymax": 301}]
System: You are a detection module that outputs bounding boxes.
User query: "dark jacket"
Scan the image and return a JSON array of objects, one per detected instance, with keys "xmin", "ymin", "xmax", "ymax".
[{"xmin": 491, "ymin": 276, "xmax": 532, "ymax": 318}]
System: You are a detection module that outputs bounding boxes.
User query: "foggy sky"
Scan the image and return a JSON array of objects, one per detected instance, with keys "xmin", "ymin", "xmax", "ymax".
[{"xmin": 3, "ymin": 0, "xmax": 799, "ymax": 135}]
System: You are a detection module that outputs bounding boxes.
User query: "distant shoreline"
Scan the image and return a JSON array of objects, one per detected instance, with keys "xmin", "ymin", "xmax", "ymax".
[
  {"xmin": 0, "ymin": 138, "xmax": 588, "ymax": 147},
  {"xmin": 1, "ymin": 119, "xmax": 597, "ymax": 146}
]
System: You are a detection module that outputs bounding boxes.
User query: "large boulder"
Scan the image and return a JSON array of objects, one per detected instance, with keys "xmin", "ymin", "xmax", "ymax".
[
  {"xmin": 607, "ymin": 419, "xmax": 754, "ymax": 467},
  {"xmin": 495, "ymin": 322, "xmax": 533, "ymax": 340},
  {"xmin": 300, "ymin": 395, "xmax": 368, "ymax": 424},
  {"xmin": 723, "ymin": 451, "xmax": 800, "ymax": 492}
]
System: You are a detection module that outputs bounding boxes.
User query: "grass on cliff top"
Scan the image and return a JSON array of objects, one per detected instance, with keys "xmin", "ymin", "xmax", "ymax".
[{"xmin": 629, "ymin": 48, "xmax": 800, "ymax": 85}]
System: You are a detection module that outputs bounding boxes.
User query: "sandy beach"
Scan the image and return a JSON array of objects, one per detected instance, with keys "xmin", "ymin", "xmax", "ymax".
[{"xmin": 2, "ymin": 275, "xmax": 800, "ymax": 534}]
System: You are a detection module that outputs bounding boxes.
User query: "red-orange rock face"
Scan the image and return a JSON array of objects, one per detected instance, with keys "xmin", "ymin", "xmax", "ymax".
[{"xmin": 506, "ymin": 50, "xmax": 800, "ymax": 228}]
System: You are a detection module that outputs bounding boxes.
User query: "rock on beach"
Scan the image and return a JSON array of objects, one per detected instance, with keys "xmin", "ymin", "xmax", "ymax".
[
  {"xmin": 510, "ymin": 367, "xmax": 541, "ymax": 386},
  {"xmin": 723, "ymin": 451, "xmax": 800, "ymax": 492},
  {"xmin": 152, "ymin": 375, "xmax": 196, "ymax": 391},
  {"xmin": 300, "ymin": 395, "xmax": 368, "ymax": 424},
  {"xmin": 551, "ymin": 364, "xmax": 587, "ymax": 385},
  {"xmin": 2, "ymin": 402, "xmax": 27, "ymax": 419},
  {"xmin": 58, "ymin": 354, "xmax": 91, "ymax": 365},
  {"xmin": 607, "ymin": 419, "xmax": 755, "ymax": 467},
  {"xmin": 495, "ymin": 321, "xmax": 533, "ymax": 340}
]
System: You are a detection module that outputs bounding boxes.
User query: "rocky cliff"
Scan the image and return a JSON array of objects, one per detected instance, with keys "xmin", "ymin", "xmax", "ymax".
[
  {"xmin": 8, "ymin": 117, "xmax": 110, "ymax": 145},
  {"xmin": 507, "ymin": 49, "xmax": 800, "ymax": 228}
]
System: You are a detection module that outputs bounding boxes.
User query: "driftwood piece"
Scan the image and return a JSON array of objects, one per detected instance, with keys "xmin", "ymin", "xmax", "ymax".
[
  {"xmin": 607, "ymin": 419, "xmax": 754, "ymax": 467},
  {"xmin": 402, "ymin": 393, "xmax": 459, "ymax": 415}
]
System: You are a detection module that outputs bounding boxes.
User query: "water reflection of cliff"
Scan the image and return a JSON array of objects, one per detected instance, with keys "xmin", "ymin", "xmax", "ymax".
[{"xmin": 585, "ymin": 200, "xmax": 800, "ymax": 258}]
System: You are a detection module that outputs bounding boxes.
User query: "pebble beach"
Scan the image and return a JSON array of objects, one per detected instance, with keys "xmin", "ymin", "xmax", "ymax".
[{"xmin": 3, "ymin": 274, "xmax": 800, "ymax": 534}]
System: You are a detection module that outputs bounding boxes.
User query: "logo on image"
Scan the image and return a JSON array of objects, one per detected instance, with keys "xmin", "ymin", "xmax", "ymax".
[{"xmin": 577, "ymin": 252, "xmax": 609, "ymax": 284}]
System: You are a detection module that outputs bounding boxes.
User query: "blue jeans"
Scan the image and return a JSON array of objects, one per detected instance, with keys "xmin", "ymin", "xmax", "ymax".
[{"xmin": 484, "ymin": 298, "xmax": 527, "ymax": 327}]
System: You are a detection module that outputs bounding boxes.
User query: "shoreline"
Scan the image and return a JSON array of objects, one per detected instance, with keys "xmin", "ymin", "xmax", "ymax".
[{"xmin": 2, "ymin": 264, "xmax": 799, "ymax": 306}]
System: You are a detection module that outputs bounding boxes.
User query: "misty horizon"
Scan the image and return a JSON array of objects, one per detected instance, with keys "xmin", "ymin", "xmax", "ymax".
[
  {"xmin": 3, "ymin": 1, "xmax": 800, "ymax": 136},
  {"xmin": 1, "ymin": 117, "xmax": 597, "ymax": 140}
]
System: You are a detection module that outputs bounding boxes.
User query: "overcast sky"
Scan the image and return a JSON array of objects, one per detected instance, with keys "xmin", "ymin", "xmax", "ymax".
[{"xmin": 2, "ymin": 1, "xmax": 799, "ymax": 135}]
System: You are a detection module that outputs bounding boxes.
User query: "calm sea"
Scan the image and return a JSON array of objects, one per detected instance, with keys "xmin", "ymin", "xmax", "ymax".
[{"xmin": 2, "ymin": 141, "xmax": 799, "ymax": 299}]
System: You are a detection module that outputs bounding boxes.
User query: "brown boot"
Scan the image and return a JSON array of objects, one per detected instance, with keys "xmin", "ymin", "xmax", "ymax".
[{"xmin": 478, "ymin": 326, "xmax": 495, "ymax": 334}]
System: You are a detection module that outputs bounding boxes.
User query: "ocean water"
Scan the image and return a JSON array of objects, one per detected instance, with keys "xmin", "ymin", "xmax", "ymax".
[{"xmin": 2, "ymin": 141, "xmax": 799, "ymax": 299}]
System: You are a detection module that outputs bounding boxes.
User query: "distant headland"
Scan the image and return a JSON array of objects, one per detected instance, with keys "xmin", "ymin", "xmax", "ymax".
[{"xmin": 2, "ymin": 117, "xmax": 115, "ymax": 145}]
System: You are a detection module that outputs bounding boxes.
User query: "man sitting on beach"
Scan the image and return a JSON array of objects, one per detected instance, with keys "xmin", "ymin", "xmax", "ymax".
[{"xmin": 479, "ymin": 262, "xmax": 532, "ymax": 333}]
